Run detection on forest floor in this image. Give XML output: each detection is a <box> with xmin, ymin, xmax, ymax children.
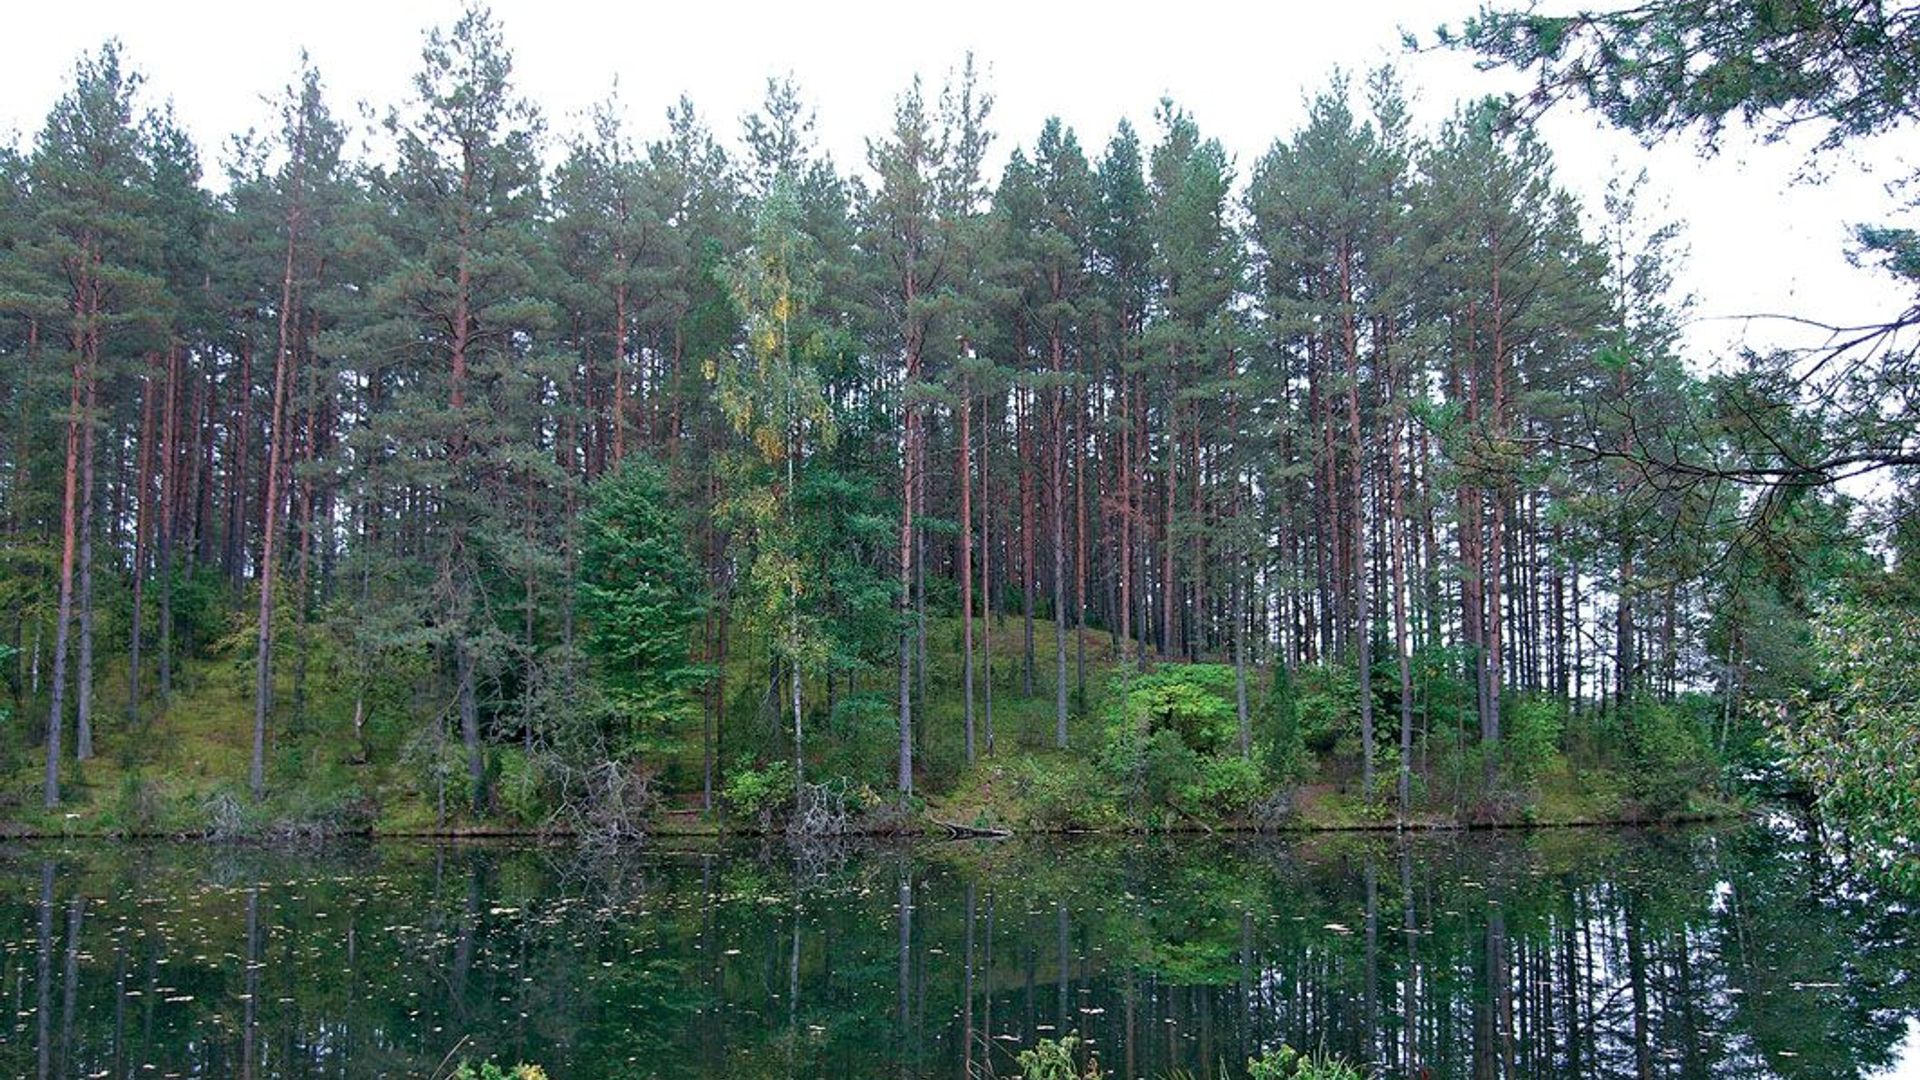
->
<box><xmin>0</xmin><ymin>612</ymin><xmax>1747</xmax><ymax>840</ymax></box>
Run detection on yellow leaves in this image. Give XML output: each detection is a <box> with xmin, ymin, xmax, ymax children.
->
<box><xmin>771</xmin><ymin>292</ymin><xmax>793</xmax><ymax>323</ymax></box>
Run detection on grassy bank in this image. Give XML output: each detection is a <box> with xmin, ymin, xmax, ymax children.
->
<box><xmin>2</xmin><ymin>612</ymin><xmax>1747</xmax><ymax>841</ymax></box>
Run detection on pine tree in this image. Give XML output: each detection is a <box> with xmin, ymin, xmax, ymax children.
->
<box><xmin>16</xmin><ymin>44</ymin><xmax>164</xmax><ymax>805</ymax></box>
<box><xmin>578</xmin><ymin>456</ymin><xmax>703</xmax><ymax>745</ymax></box>
<box><xmin>374</xmin><ymin>6</ymin><xmax>550</xmax><ymax>816</ymax></box>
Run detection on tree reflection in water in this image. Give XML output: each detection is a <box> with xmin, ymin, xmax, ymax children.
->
<box><xmin>0</xmin><ymin>821</ymin><xmax>1913</xmax><ymax>1078</ymax></box>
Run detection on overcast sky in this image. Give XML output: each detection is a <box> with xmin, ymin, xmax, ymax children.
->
<box><xmin>3</xmin><ymin>0</ymin><xmax>1913</xmax><ymax>369</ymax></box>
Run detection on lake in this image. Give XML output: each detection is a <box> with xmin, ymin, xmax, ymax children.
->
<box><xmin>2</xmin><ymin>820</ymin><xmax>1914</xmax><ymax>1078</ymax></box>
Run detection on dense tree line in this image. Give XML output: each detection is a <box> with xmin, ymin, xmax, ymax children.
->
<box><xmin>0</xmin><ymin>6</ymin><xmax>1893</xmax><ymax>828</ymax></box>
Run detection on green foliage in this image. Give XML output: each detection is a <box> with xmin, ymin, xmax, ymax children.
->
<box><xmin>1781</xmin><ymin>599</ymin><xmax>1920</xmax><ymax>887</ymax></box>
<box><xmin>450</xmin><ymin>1062</ymin><xmax>547</xmax><ymax>1080</ymax></box>
<box><xmin>1502</xmin><ymin>694</ymin><xmax>1565</xmax><ymax>786</ymax></box>
<box><xmin>1247</xmin><ymin>1044</ymin><xmax>1368</xmax><ymax>1080</ymax></box>
<box><xmin>1097</xmin><ymin>664</ymin><xmax>1272</xmax><ymax>821</ymax></box>
<box><xmin>398</xmin><ymin>728</ymin><xmax>478</xmax><ymax>820</ymax></box>
<box><xmin>577</xmin><ymin>456</ymin><xmax>706</xmax><ymax>752</ymax></box>
<box><xmin>114</xmin><ymin>770</ymin><xmax>162</xmax><ymax>834</ymax></box>
<box><xmin>1453</xmin><ymin>2</ymin><xmax>1920</xmax><ymax>152</ymax></box>
<box><xmin>1115</xmin><ymin>663</ymin><xmax>1240</xmax><ymax>755</ymax></box>
<box><xmin>1258</xmin><ymin>663</ymin><xmax>1306</xmax><ymax>785</ymax></box>
<box><xmin>495</xmin><ymin>747</ymin><xmax>546</xmax><ymax>825</ymax></box>
<box><xmin>0</xmin><ymin>642</ymin><xmax>14</xmax><ymax>727</ymax></box>
<box><xmin>1294</xmin><ymin>663</ymin><xmax>1359</xmax><ymax>760</ymax></box>
<box><xmin>1183</xmin><ymin>754</ymin><xmax>1266</xmax><ymax>817</ymax></box>
<box><xmin>720</xmin><ymin>759</ymin><xmax>796</xmax><ymax>823</ymax></box>
<box><xmin>1015</xmin><ymin>1033</ymin><xmax>1099</xmax><ymax>1080</ymax></box>
<box><xmin>816</xmin><ymin>691</ymin><xmax>896</xmax><ymax>790</ymax></box>
<box><xmin>1009</xmin><ymin>758</ymin><xmax>1113</xmax><ymax>831</ymax></box>
<box><xmin>166</xmin><ymin>564</ymin><xmax>229</xmax><ymax>662</ymax></box>
<box><xmin>1623</xmin><ymin>696</ymin><xmax>1715</xmax><ymax>816</ymax></box>
<box><xmin>1135</xmin><ymin>728</ymin><xmax>1199</xmax><ymax>810</ymax></box>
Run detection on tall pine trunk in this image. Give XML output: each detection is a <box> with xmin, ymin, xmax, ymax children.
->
<box><xmin>43</xmin><ymin>320</ymin><xmax>85</xmax><ymax>807</ymax></box>
<box><xmin>127</xmin><ymin>361</ymin><xmax>156</xmax><ymax>725</ymax></box>
<box><xmin>896</xmin><ymin>319</ymin><xmax>918</xmax><ymax>798</ymax></box>
<box><xmin>959</xmin><ymin>376</ymin><xmax>975</xmax><ymax>764</ymax></box>
<box><xmin>252</xmin><ymin>134</ymin><xmax>304</xmax><ymax>801</ymax></box>
<box><xmin>1388</xmin><ymin>344</ymin><xmax>1415</xmax><ymax>820</ymax></box>
<box><xmin>1341</xmin><ymin>248</ymin><xmax>1372</xmax><ymax>794</ymax></box>
<box><xmin>157</xmin><ymin>346</ymin><xmax>178</xmax><ymax>703</ymax></box>
<box><xmin>981</xmin><ymin>391</ymin><xmax>995</xmax><ymax>754</ymax></box>
<box><xmin>1050</xmin><ymin>316</ymin><xmax>1068</xmax><ymax>748</ymax></box>
<box><xmin>75</xmin><ymin>375</ymin><xmax>98</xmax><ymax>762</ymax></box>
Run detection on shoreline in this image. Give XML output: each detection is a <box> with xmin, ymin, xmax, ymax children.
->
<box><xmin>0</xmin><ymin>806</ymin><xmax>1749</xmax><ymax>844</ymax></box>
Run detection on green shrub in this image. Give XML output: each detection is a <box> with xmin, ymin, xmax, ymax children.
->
<box><xmin>1296</xmin><ymin>663</ymin><xmax>1360</xmax><ymax>758</ymax></box>
<box><xmin>1363</xmin><ymin>741</ymin><xmax>1404</xmax><ymax>807</ymax></box>
<box><xmin>817</xmin><ymin>692</ymin><xmax>896</xmax><ymax>790</ymax></box>
<box><xmin>720</xmin><ymin>759</ymin><xmax>795</xmax><ymax>823</ymax></box>
<box><xmin>1098</xmin><ymin>664</ymin><xmax>1277</xmax><ymax>822</ymax></box>
<box><xmin>398</xmin><ymin>727</ymin><xmax>476</xmax><ymax>818</ymax></box>
<box><xmin>1114</xmin><ymin>664</ymin><xmax>1240</xmax><ymax>754</ymax></box>
<box><xmin>1010</xmin><ymin>758</ymin><xmax>1111</xmax><ymax>831</ymax></box>
<box><xmin>1180</xmin><ymin>754</ymin><xmax>1266</xmax><ymax>817</ymax></box>
<box><xmin>496</xmin><ymin>747</ymin><xmax>546</xmax><ymax>825</ymax></box>
<box><xmin>115</xmin><ymin>771</ymin><xmax>163</xmax><ymax>834</ymax></box>
<box><xmin>1015</xmin><ymin>1033</ymin><xmax>1099</xmax><ymax>1080</ymax></box>
<box><xmin>1143</xmin><ymin>728</ymin><xmax>1201</xmax><ymax>808</ymax></box>
<box><xmin>1247</xmin><ymin>1044</ymin><xmax>1368</xmax><ymax>1079</ymax></box>
<box><xmin>1502</xmin><ymin>694</ymin><xmax>1565</xmax><ymax>785</ymax></box>
<box><xmin>1781</xmin><ymin>599</ymin><xmax>1920</xmax><ymax>887</ymax></box>
<box><xmin>451</xmin><ymin>1062</ymin><xmax>548</xmax><ymax>1080</ymax></box>
<box><xmin>1624</xmin><ymin>697</ymin><xmax>1714</xmax><ymax>815</ymax></box>
<box><xmin>1259</xmin><ymin>663</ymin><xmax>1307</xmax><ymax>784</ymax></box>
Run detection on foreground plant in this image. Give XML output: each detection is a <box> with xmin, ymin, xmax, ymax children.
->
<box><xmin>1247</xmin><ymin>1044</ymin><xmax>1368</xmax><ymax>1080</ymax></box>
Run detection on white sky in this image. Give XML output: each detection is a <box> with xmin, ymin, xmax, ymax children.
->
<box><xmin>2</xmin><ymin>0</ymin><xmax>1913</xmax><ymax>368</ymax></box>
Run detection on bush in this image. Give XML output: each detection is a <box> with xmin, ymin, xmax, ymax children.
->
<box><xmin>1010</xmin><ymin>758</ymin><xmax>1111</xmax><ymax>831</ymax></box>
<box><xmin>720</xmin><ymin>759</ymin><xmax>795</xmax><ymax>826</ymax></box>
<box><xmin>1296</xmin><ymin>663</ymin><xmax>1360</xmax><ymax>758</ymax></box>
<box><xmin>1781</xmin><ymin>599</ymin><xmax>1920</xmax><ymax>886</ymax></box>
<box><xmin>203</xmin><ymin>788</ymin><xmax>255</xmax><ymax>841</ymax></box>
<box><xmin>1624</xmin><ymin>696</ymin><xmax>1715</xmax><ymax>815</ymax></box>
<box><xmin>451</xmin><ymin>1063</ymin><xmax>548</xmax><ymax>1080</ymax></box>
<box><xmin>1247</xmin><ymin>1044</ymin><xmax>1368</xmax><ymax>1080</ymax></box>
<box><xmin>1259</xmin><ymin>664</ymin><xmax>1307</xmax><ymax>785</ymax></box>
<box><xmin>1502</xmin><ymin>695</ymin><xmax>1565</xmax><ymax>786</ymax></box>
<box><xmin>1098</xmin><ymin>664</ymin><xmax>1277</xmax><ymax>822</ymax></box>
<box><xmin>1180</xmin><ymin>754</ymin><xmax>1266</xmax><ymax>817</ymax></box>
<box><xmin>817</xmin><ymin>692</ymin><xmax>897</xmax><ymax>790</ymax></box>
<box><xmin>1015</xmin><ymin>1033</ymin><xmax>1099</xmax><ymax>1080</ymax></box>
<box><xmin>1142</xmin><ymin>728</ymin><xmax>1201</xmax><ymax>808</ymax></box>
<box><xmin>398</xmin><ymin>727</ymin><xmax>478</xmax><ymax>821</ymax></box>
<box><xmin>1114</xmin><ymin>664</ymin><xmax>1240</xmax><ymax>754</ymax></box>
<box><xmin>496</xmin><ymin>747</ymin><xmax>546</xmax><ymax>825</ymax></box>
<box><xmin>115</xmin><ymin>771</ymin><xmax>163</xmax><ymax>834</ymax></box>
<box><xmin>1363</xmin><ymin>741</ymin><xmax>1404</xmax><ymax>806</ymax></box>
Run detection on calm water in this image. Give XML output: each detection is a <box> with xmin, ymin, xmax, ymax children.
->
<box><xmin>1</xmin><ymin>822</ymin><xmax>1914</xmax><ymax>1079</ymax></box>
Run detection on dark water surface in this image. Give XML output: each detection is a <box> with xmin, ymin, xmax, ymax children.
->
<box><xmin>1</xmin><ymin>821</ymin><xmax>1914</xmax><ymax>1078</ymax></box>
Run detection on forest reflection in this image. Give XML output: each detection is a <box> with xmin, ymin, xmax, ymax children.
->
<box><xmin>0</xmin><ymin>822</ymin><xmax>1912</xmax><ymax>1078</ymax></box>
